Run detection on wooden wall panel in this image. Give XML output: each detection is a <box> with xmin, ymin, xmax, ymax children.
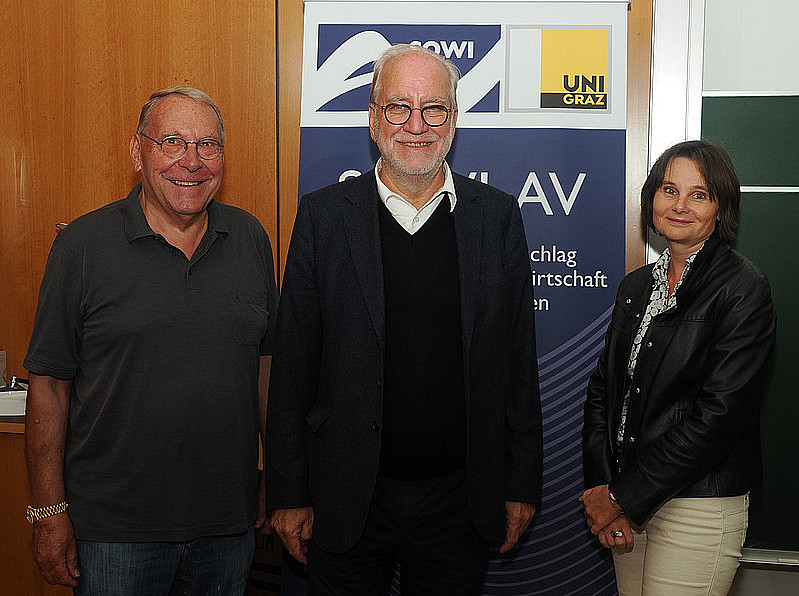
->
<box><xmin>277</xmin><ymin>0</ymin><xmax>304</xmax><ymax>279</ymax></box>
<box><xmin>0</xmin><ymin>0</ymin><xmax>278</xmax><ymax>379</ymax></box>
<box><xmin>625</xmin><ymin>0</ymin><xmax>653</xmax><ymax>273</ymax></box>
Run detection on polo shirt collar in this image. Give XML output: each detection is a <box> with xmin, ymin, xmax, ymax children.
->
<box><xmin>121</xmin><ymin>183</ymin><xmax>229</xmax><ymax>243</ymax></box>
<box><xmin>121</xmin><ymin>184</ymin><xmax>154</xmax><ymax>242</ymax></box>
<box><xmin>205</xmin><ymin>199</ymin><xmax>230</xmax><ymax>237</ymax></box>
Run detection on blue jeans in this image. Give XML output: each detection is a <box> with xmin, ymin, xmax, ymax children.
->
<box><xmin>74</xmin><ymin>528</ymin><xmax>254</xmax><ymax>595</ymax></box>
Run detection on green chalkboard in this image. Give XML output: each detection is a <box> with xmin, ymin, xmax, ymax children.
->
<box><xmin>735</xmin><ymin>193</ymin><xmax>799</xmax><ymax>551</ymax></box>
<box><xmin>703</xmin><ymin>96</ymin><xmax>799</xmax><ymax>553</ymax></box>
<box><xmin>702</xmin><ymin>96</ymin><xmax>799</xmax><ymax>186</ymax></box>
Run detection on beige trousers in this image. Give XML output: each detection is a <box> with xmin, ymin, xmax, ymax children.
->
<box><xmin>613</xmin><ymin>494</ymin><xmax>749</xmax><ymax>596</ymax></box>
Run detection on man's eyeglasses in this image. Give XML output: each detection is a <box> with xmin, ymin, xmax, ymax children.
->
<box><xmin>374</xmin><ymin>103</ymin><xmax>452</xmax><ymax>127</ymax></box>
<box><xmin>139</xmin><ymin>133</ymin><xmax>224</xmax><ymax>160</ymax></box>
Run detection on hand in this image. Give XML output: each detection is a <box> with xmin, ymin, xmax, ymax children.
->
<box><xmin>598</xmin><ymin>514</ymin><xmax>634</xmax><ymax>553</ymax></box>
<box><xmin>31</xmin><ymin>513</ymin><xmax>79</xmax><ymax>587</ymax></box>
<box><xmin>579</xmin><ymin>484</ymin><xmax>619</xmax><ymax>535</ymax></box>
<box><xmin>271</xmin><ymin>507</ymin><xmax>314</xmax><ymax>564</ymax></box>
<box><xmin>500</xmin><ymin>501</ymin><xmax>536</xmax><ymax>553</ymax></box>
<box><xmin>254</xmin><ymin>471</ymin><xmax>272</xmax><ymax>535</ymax></box>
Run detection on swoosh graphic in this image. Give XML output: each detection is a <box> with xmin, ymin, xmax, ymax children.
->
<box><xmin>456</xmin><ymin>39</ymin><xmax>504</xmax><ymax>112</ymax></box>
<box><xmin>311</xmin><ymin>31</ymin><xmax>505</xmax><ymax>114</ymax></box>
<box><xmin>308</xmin><ymin>31</ymin><xmax>391</xmax><ymax>112</ymax></box>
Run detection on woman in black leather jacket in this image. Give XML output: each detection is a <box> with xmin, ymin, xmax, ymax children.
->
<box><xmin>579</xmin><ymin>140</ymin><xmax>776</xmax><ymax>595</ymax></box>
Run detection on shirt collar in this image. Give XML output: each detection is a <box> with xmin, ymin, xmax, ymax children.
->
<box><xmin>374</xmin><ymin>159</ymin><xmax>457</xmax><ymax>212</ymax></box>
<box><xmin>121</xmin><ymin>183</ymin><xmax>155</xmax><ymax>242</ymax></box>
<box><xmin>652</xmin><ymin>245</ymin><xmax>703</xmax><ymax>288</ymax></box>
<box><xmin>121</xmin><ymin>183</ymin><xmax>229</xmax><ymax>243</ymax></box>
<box><xmin>205</xmin><ymin>200</ymin><xmax>231</xmax><ymax>237</ymax></box>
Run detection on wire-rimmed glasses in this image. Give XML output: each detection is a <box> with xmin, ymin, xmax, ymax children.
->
<box><xmin>139</xmin><ymin>133</ymin><xmax>224</xmax><ymax>160</ymax></box>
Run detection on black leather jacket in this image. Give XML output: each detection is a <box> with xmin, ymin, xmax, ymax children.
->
<box><xmin>583</xmin><ymin>232</ymin><xmax>776</xmax><ymax>527</ymax></box>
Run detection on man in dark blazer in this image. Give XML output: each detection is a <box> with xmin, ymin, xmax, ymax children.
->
<box><xmin>267</xmin><ymin>44</ymin><xmax>543</xmax><ymax>595</ymax></box>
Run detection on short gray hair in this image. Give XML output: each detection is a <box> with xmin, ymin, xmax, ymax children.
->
<box><xmin>370</xmin><ymin>44</ymin><xmax>460</xmax><ymax>110</ymax></box>
<box><xmin>136</xmin><ymin>86</ymin><xmax>225</xmax><ymax>143</ymax></box>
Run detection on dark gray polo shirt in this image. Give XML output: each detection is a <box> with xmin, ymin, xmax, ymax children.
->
<box><xmin>25</xmin><ymin>184</ymin><xmax>278</xmax><ymax>541</ymax></box>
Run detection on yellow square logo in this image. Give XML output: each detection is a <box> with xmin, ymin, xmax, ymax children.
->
<box><xmin>540</xmin><ymin>29</ymin><xmax>609</xmax><ymax>110</ymax></box>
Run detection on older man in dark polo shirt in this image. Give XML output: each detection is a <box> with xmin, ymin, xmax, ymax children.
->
<box><xmin>24</xmin><ymin>86</ymin><xmax>277</xmax><ymax>594</ymax></box>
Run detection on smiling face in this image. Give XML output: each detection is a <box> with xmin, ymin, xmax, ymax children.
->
<box><xmin>369</xmin><ymin>51</ymin><xmax>457</xmax><ymax>192</ymax></box>
<box><xmin>653</xmin><ymin>157</ymin><xmax>719</xmax><ymax>254</ymax></box>
<box><xmin>130</xmin><ymin>94</ymin><xmax>224</xmax><ymax>223</ymax></box>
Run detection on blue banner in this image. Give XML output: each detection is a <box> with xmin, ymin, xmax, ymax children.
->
<box><xmin>287</xmin><ymin>2</ymin><xmax>630</xmax><ymax>593</ymax></box>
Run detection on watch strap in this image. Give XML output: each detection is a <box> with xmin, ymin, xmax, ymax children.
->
<box><xmin>26</xmin><ymin>501</ymin><xmax>69</xmax><ymax>524</ymax></box>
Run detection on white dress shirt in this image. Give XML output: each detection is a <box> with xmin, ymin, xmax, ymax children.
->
<box><xmin>374</xmin><ymin>160</ymin><xmax>458</xmax><ymax>235</ymax></box>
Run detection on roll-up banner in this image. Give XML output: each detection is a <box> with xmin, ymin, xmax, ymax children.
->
<box><xmin>287</xmin><ymin>1</ymin><xmax>628</xmax><ymax>593</ymax></box>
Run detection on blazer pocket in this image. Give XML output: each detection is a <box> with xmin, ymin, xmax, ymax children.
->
<box><xmin>305</xmin><ymin>403</ymin><xmax>329</xmax><ymax>433</ymax></box>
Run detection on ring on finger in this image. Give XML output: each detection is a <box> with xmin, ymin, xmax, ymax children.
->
<box><xmin>610</xmin><ymin>529</ymin><xmax>624</xmax><ymax>538</ymax></box>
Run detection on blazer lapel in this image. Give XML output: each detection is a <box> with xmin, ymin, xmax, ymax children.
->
<box><xmin>343</xmin><ymin>172</ymin><xmax>386</xmax><ymax>349</ymax></box>
<box><xmin>452</xmin><ymin>175</ymin><xmax>482</xmax><ymax>353</ymax></box>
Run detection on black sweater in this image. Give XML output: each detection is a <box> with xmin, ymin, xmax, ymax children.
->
<box><xmin>378</xmin><ymin>197</ymin><xmax>466</xmax><ymax>480</ymax></box>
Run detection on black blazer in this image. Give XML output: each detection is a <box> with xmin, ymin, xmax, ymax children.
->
<box><xmin>266</xmin><ymin>170</ymin><xmax>543</xmax><ymax>552</ymax></box>
<box><xmin>583</xmin><ymin>232</ymin><xmax>776</xmax><ymax>526</ymax></box>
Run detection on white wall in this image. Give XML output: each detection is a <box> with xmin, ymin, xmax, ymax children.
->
<box><xmin>703</xmin><ymin>0</ymin><xmax>799</xmax><ymax>94</ymax></box>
